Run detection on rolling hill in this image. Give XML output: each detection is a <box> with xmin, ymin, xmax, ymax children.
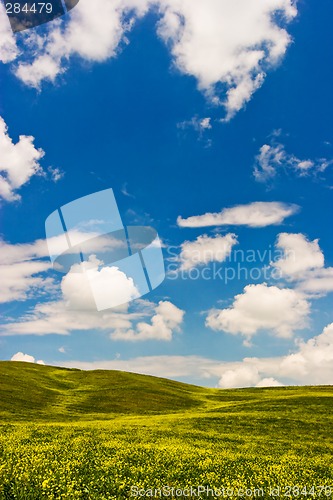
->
<box><xmin>0</xmin><ymin>361</ymin><xmax>332</xmax><ymax>422</ymax></box>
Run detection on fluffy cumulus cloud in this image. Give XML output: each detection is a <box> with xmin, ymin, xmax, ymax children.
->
<box><xmin>58</xmin><ymin>323</ymin><xmax>333</xmax><ymax>388</ymax></box>
<box><xmin>217</xmin><ymin>322</ymin><xmax>333</xmax><ymax>387</ymax></box>
<box><xmin>206</xmin><ymin>283</ymin><xmax>310</xmax><ymax>342</ymax></box>
<box><xmin>254</xmin><ymin>138</ymin><xmax>332</xmax><ymax>182</ymax></box>
<box><xmin>111</xmin><ymin>300</ymin><xmax>185</xmax><ymax>341</ymax></box>
<box><xmin>271</xmin><ymin>233</ymin><xmax>333</xmax><ymax>296</ymax></box>
<box><xmin>177</xmin><ymin>201</ymin><xmax>299</xmax><ymax>228</ymax></box>
<box><xmin>272</xmin><ymin>233</ymin><xmax>325</xmax><ymax>279</ymax></box>
<box><xmin>157</xmin><ymin>0</ymin><xmax>296</xmax><ymax>120</ymax></box>
<box><xmin>0</xmin><ymin>116</ymin><xmax>45</xmax><ymax>201</ymax></box>
<box><xmin>218</xmin><ymin>366</ymin><xmax>262</xmax><ymax>389</ymax></box>
<box><xmin>217</xmin><ymin>366</ymin><xmax>283</xmax><ymax>389</ymax></box>
<box><xmin>202</xmin><ymin>232</ymin><xmax>332</xmax><ymax>347</ymax></box>
<box><xmin>179</xmin><ymin>233</ymin><xmax>237</xmax><ymax>271</ymax></box>
<box><xmin>61</xmin><ymin>256</ymin><xmax>140</xmax><ymax>311</ymax></box>
<box><xmin>0</xmin><ymin>0</ymin><xmax>297</xmax><ymax>119</ymax></box>
<box><xmin>11</xmin><ymin>352</ymin><xmax>45</xmax><ymax>364</ymax></box>
<box><xmin>275</xmin><ymin>323</ymin><xmax>333</xmax><ymax>384</ymax></box>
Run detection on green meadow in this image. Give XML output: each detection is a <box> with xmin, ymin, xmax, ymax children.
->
<box><xmin>0</xmin><ymin>362</ymin><xmax>332</xmax><ymax>499</ymax></box>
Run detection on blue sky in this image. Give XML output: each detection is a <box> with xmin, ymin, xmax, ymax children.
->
<box><xmin>0</xmin><ymin>0</ymin><xmax>332</xmax><ymax>388</ymax></box>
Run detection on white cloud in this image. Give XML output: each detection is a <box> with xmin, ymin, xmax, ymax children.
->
<box><xmin>59</xmin><ymin>354</ymin><xmax>218</xmax><ymax>379</ymax></box>
<box><xmin>271</xmin><ymin>233</ymin><xmax>333</xmax><ymax>297</ymax></box>
<box><xmin>0</xmin><ymin>116</ymin><xmax>45</xmax><ymax>201</ymax></box>
<box><xmin>178</xmin><ymin>115</ymin><xmax>212</xmax><ymax>134</ymax></box>
<box><xmin>179</xmin><ymin>233</ymin><xmax>237</xmax><ymax>271</ymax></box>
<box><xmin>1</xmin><ymin>287</ymin><xmax>184</xmax><ymax>342</ymax></box>
<box><xmin>0</xmin><ymin>260</ymin><xmax>54</xmax><ymax>304</ymax></box>
<box><xmin>276</xmin><ymin>323</ymin><xmax>333</xmax><ymax>383</ymax></box>
<box><xmin>206</xmin><ymin>283</ymin><xmax>310</xmax><ymax>342</ymax></box>
<box><xmin>111</xmin><ymin>300</ymin><xmax>185</xmax><ymax>341</ymax></box>
<box><xmin>0</xmin><ymin>234</ymin><xmax>146</xmax><ymax>324</ymax></box>
<box><xmin>0</xmin><ymin>235</ymin><xmax>130</xmax><ymax>305</ymax></box>
<box><xmin>60</xmin><ymin>261</ymin><xmax>100</xmax><ymax>311</ymax></box>
<box><xmin>1</xmin><ymin>246</ymin><xmax>150</xmax><ymax>335</ymax></box>
<box><xmin>218</xmin><ymin>367</ymin><xmax>281</xmax><ymax>389</ymax></box>
<box><xmin>0</xmin><ymin>238</ymin><xmax>48</xmax><ymax>265</ymax></box>
<box><xmin>56</xmin><ymin>323</ymin><xmax>333</xmax><ymax>387</ymax></box>
<box><xmin>177</xmin><ymin>201</ymin><xmax>299</xmax><ymax>228</ymax></box>
<box><xmin>2</xmin><ymin>0</ymin><xmax>296</xmax><ymax>119</ymax></box>
<box><xmin>0</xmin><ymin>238</ymin><xmax>57</xmax><ymax>303</ymax></box>
<box><xmin>223</xmin><ymin>73</ymin><xmax>265</xmax><ymax>120</ymax></box>
<box><xmin>11</xmin><ymin>352</ymin><xmax>45</xmax><ymax>365</ymax></box>
<box><xmin>14</xmin><ymin>0</ymin><xmax>150</xmax><ymax>87</ymax></box>
<box><xmin>157</xmin><ymin>0</ymin><xmax>296</xmax><ymax>120</ymax></box>
<box><xmin>256</xmin><ymin>377</ymin><xmax>283</xmax><ymax>388</ymax></box>
<box><xmin>217</xmin><ymin>322</ymin><xmax>333</xmax><ymax>387</ymax></box>
<box><xmin>199</xmin><ymin>118</ymin><xmax>212</xmax><ymax>130</ymax></box>
<box><xmin>1</xmin><ymin>299</ymin><xmax>134</xmax><ymax>336</ymax></box>
<box><xmin>61</xmin><ymin>256</ymin><xmax>140</xmax><ymax>311</ymax></box>
<box><xmin>218</xmin><ymin>365</ymin><xmax>261</xmax><ymax>389</ymax></box>
<box><xmin>297</xmin><ymin>268</ymin><xmax>333</xmax><ymax>296</ymax></box>
<box><xmin>272</xmin><ymin>233</ymin><xmax>325</xmax><ymax>279</ymax></box>
<box><xmin>85</xmin><ymin>265</ymin><xmax>140</xmax><ymax>311</ymax></box>
<box><xmin>48</xmin><ymin>166</ymin><xmax>64</xmax><ymax>182</ymax></box>
<box><xmin>254</xmin><ymin>140</ymin><xmax>332</xmax><ymax>182</ymax></box>
<box><xmin>177</xmin><ymin>115</ymin><xmax>213</xmax><ymax>146</ymax></box>
<box><xmin>0</xmin><ymin>3</ymin><xmax>18</xmax><ymax>63</ymax></box>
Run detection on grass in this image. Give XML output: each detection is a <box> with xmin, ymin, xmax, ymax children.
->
<box><xmin>0</xmin><ymin>362</ymin><xmax>332</xmax><ymax>499</ymax></box>
<box><xmin>0</xmin><ymin>361</ymin><xmax>207</xmax><ymax>421</ymax></box>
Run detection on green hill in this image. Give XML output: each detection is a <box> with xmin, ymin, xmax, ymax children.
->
<box><xmin>0</xmin><ymin>361</ymin><xmax>210</xmax><ymax>421</ymax></box>
<box><xmin>0</xmin><ymin>361</ymin><xmax>332</xmax><ymax>422</ymax></box>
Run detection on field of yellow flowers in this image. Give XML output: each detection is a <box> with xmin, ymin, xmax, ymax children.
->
<box><xmin>0</xmin><ymin>364</ymin><xmax>332</xmax><ymax>499</ymax></box>
<box><xmin>1</xmin><ymin>400</ymin><xmax>333</xmax><ymax>499</ymax></box>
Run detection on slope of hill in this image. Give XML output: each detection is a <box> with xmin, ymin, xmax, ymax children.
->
<box><xmin>1</xmin><ymin>361</ymin><xmax>332</xmax><ymax>423</ymax></box>
<box><xmin>0</xmin><ymin>361</ymin><xmax>210</xmax><ymax>421</ymax></box>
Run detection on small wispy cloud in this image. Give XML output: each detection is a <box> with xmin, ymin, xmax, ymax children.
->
<box><xmin>254</xmin><ymin>134</ymin><xmax>333</xmax><ymax>182</ymax></box>
<box><xmin>177</xmin><ymin>201</ymin><xmax>299</xmax><ymax>229</ymax></box>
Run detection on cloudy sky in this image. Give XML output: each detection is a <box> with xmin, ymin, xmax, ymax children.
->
<box><xmin>0</xmin><ymin>0</ymin><xmax>332</xmax><ymax>388</ymax></box>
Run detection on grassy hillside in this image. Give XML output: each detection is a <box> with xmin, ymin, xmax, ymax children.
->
<box><xmin>1</xmin><ymin>361</ymin><xmax>332</xmax><ymax>421</ymax></box>
<box><xmin>0</xmin><ymin>362</ymin><xmax>333</xmax><ymax>499</ymax></box>
<box><xmin>0</xmin><ymin>361</ymin><xmax>209</xmax><ymax>421</ymax></box>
